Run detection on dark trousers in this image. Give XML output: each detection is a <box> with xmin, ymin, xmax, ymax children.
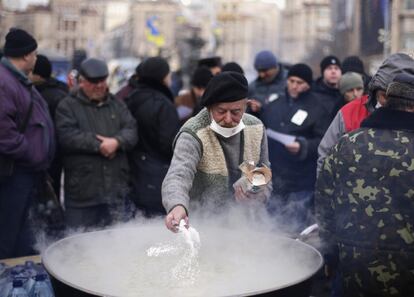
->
<box><xmin>65</xmin><ymin>199</ymin><xmax>135</xmax><ymax>230</ymax></box>
<box><xmin>0</xmin><ymin>169</ymin><xmax>40</xmax><ymax>259</ymax></box>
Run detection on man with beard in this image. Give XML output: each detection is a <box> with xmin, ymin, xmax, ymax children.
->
<box><xmin>56</xmin><ymin>58</ymin><xmax>137</xmax><ymax>228</ymax></box>
<box><xmin>162</xmin><ymin>72</ymin><xmax>272</xmax><ymax>232</ymax></box>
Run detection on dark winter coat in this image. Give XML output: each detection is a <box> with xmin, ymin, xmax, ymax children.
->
<box><xmin>55</xmin><ymin>90</ymin><xmax>137</xmax><ymax>207</ymax></box>
<box><xmin>125</xmin><ymin>78</ymin><xmax>180</xmax><ymax>215</ymax></box>
<box><xmin>0</xmin><ymin>58</ymin><xmax>54</xmax><ymax>171</ymax></box>
<box><xmin>316</xmin><ymin>107</ymin><xmax>414</xmax><ymax>297</ymax></box>
<box><xmin>34</xmin><ymin>78</ymin><xmax>69</xmax><ymax>120</ymax></box>
<box><xmin>115</xmin><ymin>74</ymin><xmax>139</xmax><ymax>101</ymax></box>
<box><xmin>260</xmin><ymin>89</ymin><xmax>330</xmax><ymax>194</ymax></box>
<box><xmin>34</xmin><ymin>77</ymin><xmax>69</xmax><ymax>197</ymax></box>
<box><xmin>312</xmin><ymin>77</ymin><xmax>343</xmax><ymax>121</ymax></box>
<box><xmin>248</xmin><ymin>65</ymin><xmax>288</xmax><ymax>106</ymax></box>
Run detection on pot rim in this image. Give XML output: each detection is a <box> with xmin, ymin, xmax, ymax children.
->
<box><xmin>42</xmin><ymin>226</ymin><xmax>324</xmax><ymax>297</ymax></box>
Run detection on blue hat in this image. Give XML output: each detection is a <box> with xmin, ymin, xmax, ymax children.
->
<box><xmin>254</xmin><ymin>50</ymin><xmax>278</xmax><ymax>71</ymax></box>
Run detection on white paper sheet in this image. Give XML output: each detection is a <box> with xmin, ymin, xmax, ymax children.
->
<box><xmin>266</xmin><ymin>128</ymin><xmax>296</xmax><ymax>145</ymax></box>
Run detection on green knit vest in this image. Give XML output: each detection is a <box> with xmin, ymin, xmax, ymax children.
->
<box><xmin>174</xmin><ymin>108</ymin><xmax>264</xmax><ymax>205</ymax></box>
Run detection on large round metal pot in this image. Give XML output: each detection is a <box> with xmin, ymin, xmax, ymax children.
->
<box><xmin>42</xmin><ymin>222</ymin><xmax>323</xmax><ymax>297</ymax></box>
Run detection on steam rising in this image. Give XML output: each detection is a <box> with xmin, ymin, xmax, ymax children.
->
<box><xmin>38</xmin><ymin>202</ymin><xmax>323</xmax><ymax>297</ymax></box>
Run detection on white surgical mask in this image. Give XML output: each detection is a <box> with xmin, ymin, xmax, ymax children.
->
<box><xmin>375</xmin><ymin>101</ymin><xmax>382</xmax><ymax>109</ymax></box>
<box><xmin>210</xmin><ymin>118</ymin><xmax>245</xmax><ymax>138</ymax></box>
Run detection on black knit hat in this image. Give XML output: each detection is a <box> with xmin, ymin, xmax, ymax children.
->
<box><xmin>4</xmin><ymin>28</ymin><xmax>38</xmax><ymax>58</ymax></box>
<box><xmin>33</xmin><ymin>54</ymin><xmax>52</xmax><ymax>78</ymax></box>
<box><xmin>386</xmin><ymin>73</ymin><xmax>414</xmax><ymax>101</ymax></box>
<box><xmin>222</xmin><ymin>62</ymin><xmax>244</xmax><ymax>74</ymax></box>
<box><xmin>198</xmin><ymin>56</ymin><xmax>222</xmax><ymax>68</ymax></box>
<box><xmin>342</xmin><ymin>56</ymin><xmax>364</xmax><ymax>74</ymax></box>
<box><xmin>191</xmin><ymin>66</ymin><xmax>213</xmax><ymax>88</ymax></box>
<box><xmin>201</xmin><ymin>71</ymin><xmax>248</xmax><ymax>107</ymax></box>
<box><xmin>288</xmin><ymin>63</ymin><xmax>313</xmax><ymax>86</ymax></box>
<box><xmin>139</xmin><ymin>57</ymin><xmax>170</xmax><ymax>82</ymax></box>
<box><xmin>320</xmin><ymin>55</ymin><xmax>341</xmax><ymax>74</ymax></box>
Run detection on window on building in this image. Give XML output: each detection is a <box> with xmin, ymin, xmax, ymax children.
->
<box><xmin>404</xmin><ymin>0</ymin><xmax>414</xmax><ymax>9</ymax></box>
<box><xmin>402</xmin><ymin>33</ymin><xmax>414</xmax><ymax>49</ymax></box>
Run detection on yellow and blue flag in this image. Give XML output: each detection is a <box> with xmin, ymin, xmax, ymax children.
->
<box><xmin>145</xmin><ymin>16</ymin><xmax>165</xmax><ymax>47</ymax></box>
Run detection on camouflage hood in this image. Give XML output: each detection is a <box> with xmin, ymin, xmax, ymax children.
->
<box><xmin>367</xmin><ymin>53</ymin><xmax>414</xmax><ymax>110</ymax></box>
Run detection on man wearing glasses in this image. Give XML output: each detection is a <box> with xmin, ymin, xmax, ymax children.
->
<box><xmin>55</xmin><ymin>58</ymin><xmax>137</xmax><ymax>229</ymax></box>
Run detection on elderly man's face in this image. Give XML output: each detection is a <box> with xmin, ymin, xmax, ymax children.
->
<box><xmin>79</xmin><ymin>77</ymin><xmax>108</xmax><ymax>101</ymax></box>
<box><xmin>210</xmin><ymin>99</ymin><xmax>248</xmax><ymax>128</ymax></box>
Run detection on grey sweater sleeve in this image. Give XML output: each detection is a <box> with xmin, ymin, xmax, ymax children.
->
<box><xmin>317</xmin><ymin>111</ymin><xmax>346</xmax><ymax>176</ymax></box>
<box><xmin>162</xmin><ymin>132</ymin><xmax>202</xmax><ymax>213</ymax></box>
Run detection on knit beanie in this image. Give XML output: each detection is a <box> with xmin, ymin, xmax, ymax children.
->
<box><xmin>254</xmin><ymin>50</ymin><xmax>278</xmax><ymax>71</ymax></box>
<box><xmin>191</xmin><ymin>66</ymin><xmax>213</xmax><ymax>88</ymax></box>
<box><xmin>320</xmin><ymin>55</ymin><xmax>341</xmax><ymax>74</ymax></box>
<box><xmin>33</xmin><ymin>54</ymin><xmax>52</xmax><ymax>78</ymax></box>
<box><xmin>4</xmin><ymin>28</ymin><xmax>37</xmax><ymax>57</ymax></box>
<box><xmin>339</xmin><ymin>72</ymin><xmax>364</xmax><ymax>95</ymax></box>
<box><xmin>287</xmin><ymin>63</ymin><xmax>313</xmax><ymax>86</ymax></box>
<box><xmin>342</xmin><ymin>56</ymin><xmax>364</xmax><ymax>74</ymax></box>
<box><xmin>139</xmin><ymin>57</ymin><xmax>170</xmax><ymax>82</ymax></box>
<box><xmin>201</xmin><ymin>71</ymin><xmax>248</xmax><ymax>107</ymax></box>
<box><xmin>386</xmin><ymin>73</ymin><xmax>414</xmax><ymax>101</ymax></box>
<box><xmin>222</xmin><ymin>62</ymin><xmax>244</xmax><ymax>74</ymax></box>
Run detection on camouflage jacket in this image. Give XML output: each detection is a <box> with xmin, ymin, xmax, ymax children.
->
<box><xmin>315</xmin><ymin>108</ymin><xmax>414</xmax><ymax>297</ymax></box>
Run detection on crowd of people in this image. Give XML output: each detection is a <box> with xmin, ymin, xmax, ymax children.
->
<box><xmin>1</xmin><ymin>27</ymin><xmax>414</xmax><ymax>297</ymax></box>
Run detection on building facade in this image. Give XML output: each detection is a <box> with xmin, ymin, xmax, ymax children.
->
<box><xmin>214</xmin><ymin>0</ymin><xmax>282</xmax><ymax>78</ymax></box>
<box><xmin>280</xmin><ymin>0</ymin><xmax>331</xmax><ymax>67</ymax></box>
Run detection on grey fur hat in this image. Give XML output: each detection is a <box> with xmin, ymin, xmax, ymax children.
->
<box><xmin>386</xmin><ymin>73</ymin><xmax>414</xmax><ymax>101</ymax></box>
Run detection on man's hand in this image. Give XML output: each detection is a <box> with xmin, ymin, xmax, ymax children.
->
<box><xmin>285</xmin><ymin>141</ymin><xmax>300</xmax><ymax>155</ymax></box>
<box><xmin>165</xmin><ymin>205</ymin><xmax>188</xmax><ymax>233</ymax></box>
<box><xmin>96</xmin><ymin>135</ymin><xmax>119</xmax><ymax>159</ymax></box>
<box><xmin>248</xmin><ymin>99</ymin><xmax>262</xmax><ymax>113</ymax></box>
